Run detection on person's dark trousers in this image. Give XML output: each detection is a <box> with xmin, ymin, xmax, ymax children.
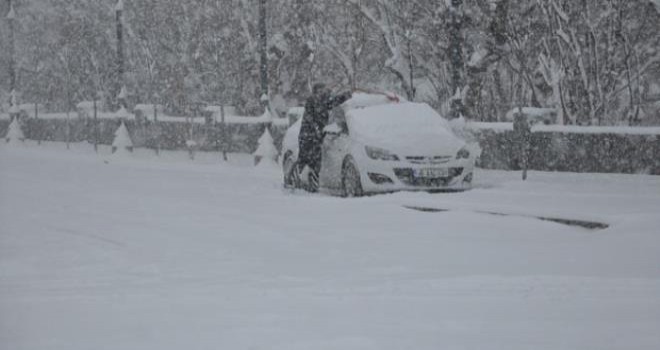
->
<box><xmin>297</xmin><ymin>141</ymin><xmax>322</xmax><ymax>192</ymax></box>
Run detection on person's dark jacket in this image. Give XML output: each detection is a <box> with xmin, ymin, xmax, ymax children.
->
<box><xmin>298</xmin><ymin>91</ymin><xmax>352</xmax><ymax>171</ymax></box>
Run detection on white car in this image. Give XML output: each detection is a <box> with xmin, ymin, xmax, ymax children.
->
<box><xmin>282</xmin><ymin>94</ymin><xmax>477</xmax><ymax>196</ymax></box>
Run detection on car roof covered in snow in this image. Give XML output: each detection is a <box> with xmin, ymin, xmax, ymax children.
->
<box><xmin>341</xmin><ymin>92</ymin><xmax>405</xmax><ymax>111</ymax></box>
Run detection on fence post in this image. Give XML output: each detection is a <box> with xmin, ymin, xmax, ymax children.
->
<box><xmin>151</xmin><ymin>101</ymin><xmax>160</xmax><ymax>156</ymax></box>
<box><xmin>66</xmin><ymin>110</ymin><xmax>71</xmax><ymax>150</ymax></box>
<box><xmin>93</xmin><ymin>98</ymin><xmax>98</xmax><ymax>152</ymax></box>
<box><xmin>513</xmin><ymin>111</ymin><xmax>531</xmax><ymax>181</ymax></box>
<box><xmin>35</xmin><ymin>103</ymin><xmax>41</xmax><ymax>145</ymax></box>
<box><xmin>187</xmin><ymin>103</ymin><xmax>196</xmax><ymax>160</ymax></box>
<box><xmin>221</xmin><ymin>105</ymin><xmax>228</xmax><ymax>161</ymax></box>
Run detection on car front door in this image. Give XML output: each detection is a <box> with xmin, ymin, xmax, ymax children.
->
<box><xmin>320</xmin><ymin>109</ymin><xmax>351</xmax><ymax>190</ymax></box>
<box><xmin>320</xmin><ymin>126</ymin><xmax>350</xmax><ymax>190</ymax></box>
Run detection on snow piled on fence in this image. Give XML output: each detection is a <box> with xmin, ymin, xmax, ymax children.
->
<box><xmin>469</xmin><ymin>122</ymin><xmax>660</xmax><ymax>135</ymax></box>
<box><xmin>2</xmin><ymin>107</ymin><xmax>289</xmax><ymax>127</ymax></box>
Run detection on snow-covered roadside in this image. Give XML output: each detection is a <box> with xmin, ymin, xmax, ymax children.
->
<box><xmin>1</xmin><ymin>142</ymin><xmax>659</xmax><ymax>350</ymax></box>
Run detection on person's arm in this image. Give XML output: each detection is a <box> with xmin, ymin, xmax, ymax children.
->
<box><xmin>328</xmin><ymin>91</ymin><xmax>353</xmax><ymax>109</ymax></box>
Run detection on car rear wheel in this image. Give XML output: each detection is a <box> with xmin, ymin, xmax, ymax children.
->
<box><xmin>342</xmin><ymin>159</ymin><xmax>364</xmax><ymax>197</ymax></box>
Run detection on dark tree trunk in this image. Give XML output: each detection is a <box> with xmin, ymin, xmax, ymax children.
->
<box><xmin>115</xmin><ymin>4</ymin><xmax>125</xmax><ymax>109</ymax></box>
<box><xmin>464</xmin><ymin>0</ymin><xmax>510</xmax><ymax>120</ymax></box>
<box><xmin>259</xmin><ymin>0</ymin><xmax>269</xmax><ymax>100</ymax></box>
<box><xmin>448</xmin><ymin>0</ymin><xmax>464</xmax><ymax>119</ymax></box>
<box><xmin>8</xmin><ymin>0</ymin><xmax>16</xmax><ymax>95</ymax></box>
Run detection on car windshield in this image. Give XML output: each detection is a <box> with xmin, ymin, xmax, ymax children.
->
<box><xmin>347</xmin><ymin>103</ymin><xmax>453</xmax><ymax>140</ymax></box>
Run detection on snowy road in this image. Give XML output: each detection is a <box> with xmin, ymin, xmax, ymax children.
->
<box><xmin>1</xmin><ymin>143</ymin><xmax>659</xmax><ymax>350</ymax></box>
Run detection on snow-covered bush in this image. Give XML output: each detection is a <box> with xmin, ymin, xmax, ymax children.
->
<box><xmin>112</xmin><ymin>122</ymin><xmax>133</xmax><ymax>154</ymax></box>
<box><xmin>253</xmin><ymin>128</ymin><xmax>278</xmax><ymax>166</ymax></box>
<box><xmin>5</xmin><ymin>118</ymin><xmax>25</xmax><ymax>145</ymax></box>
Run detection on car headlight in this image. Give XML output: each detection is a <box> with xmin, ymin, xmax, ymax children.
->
<box><xmin>456</xmin><ymin>147</ymin><xmax>471</xmax><ymax>160</ymax></box>
<box><xmin>365</xmin><ymin>146</ymin><xmax>399</xmax><ymax>161</ymax></box>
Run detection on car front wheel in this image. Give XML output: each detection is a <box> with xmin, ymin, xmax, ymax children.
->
<box><xmin>342</xmin><ymin>159</ymin><xmax>364</xmax><ymax>197</ymax></box>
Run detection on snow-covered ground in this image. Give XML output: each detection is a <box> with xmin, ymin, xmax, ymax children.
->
<box><xmin>1</xmin><ymin>142</ymin><xmax>659</xmax><ymax>350</ymax></box>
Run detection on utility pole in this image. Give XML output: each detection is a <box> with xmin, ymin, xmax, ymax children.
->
<box><xmin>258</xmin><ymin>0</ymin><xmax>268</xmax><ymax>105</ymax></box>
<box><xmin>6</xmin><ymin>0</ymin><xmax>18</xmax><ymax>121</ymax></box>
<box><xmin>93</xmin><ymin>93</ymin><xmax>99</xmax><ymax>152</ymax></box>
<box><xmin>448</xmin><ymin>0</ymin><xmax>464</xmax><ymax>120</ymax></box>
<box><xmin>115</xmin><ymin>0</ymin><xmax>126</xmax><ymax>110</ymax></box>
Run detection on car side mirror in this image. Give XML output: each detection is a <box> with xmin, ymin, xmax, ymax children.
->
<box><xmin>323</xmin><ymin>123</ymin><xmax>343</xmax><ymax>136</ymax></box>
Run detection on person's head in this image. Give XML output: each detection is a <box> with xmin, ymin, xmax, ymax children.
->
<box><xmin>312</xmin><ymin>83</ymin><xmax>330</xmax><ymax>99</ymax></box>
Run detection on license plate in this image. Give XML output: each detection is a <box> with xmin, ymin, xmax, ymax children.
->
<box><xmin>415</xmin><ymin>168</ymin><xmax>449</xmax><ymax>178</ymax></box>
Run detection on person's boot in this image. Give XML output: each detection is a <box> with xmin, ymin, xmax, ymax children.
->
<box><xmin>298</xmin><ymin>165</ymin><xmax>319</xmax><ymax>193</ymax></box>
<box><xmin>308</xmin><ymin>170</ymin><xmax>319</xmax><ymax>193</ymax></box>
<box><xmin>284</xmin><ymin>163</ymin><xmax>300</xmax><ymax>189</ymax></box>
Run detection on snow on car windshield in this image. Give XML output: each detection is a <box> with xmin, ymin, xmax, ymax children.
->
<box><xmin>347</xmin><ymin>102</ymin><xmax>454</xmax><ymax>140</ymax></box>
<box><xmin>341</xmin><ymin>92</ymin><xmax>403</xmax><ymax>110</ymax></box>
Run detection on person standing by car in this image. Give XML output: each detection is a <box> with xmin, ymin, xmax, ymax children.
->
<box><xmin>297</xmin><ymin>83</ymin><xmax>352</xmax><ymax>192</ymax></box>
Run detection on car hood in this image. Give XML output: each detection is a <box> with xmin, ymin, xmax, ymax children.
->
<box><xmin>347</xmin><ymin>103</ymin><xmax>466</xmax><ymax>156</ymax></box>
<box><xmin>353</xmin><ymin>129</ymin><xmax>465</xmax><ymax>156</ymax></box>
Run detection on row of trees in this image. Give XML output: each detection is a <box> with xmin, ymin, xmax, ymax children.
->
<box><xmin>1</xmin><ymin>0</ymin><xmax>659</xmax><ymax>125</ymax></box>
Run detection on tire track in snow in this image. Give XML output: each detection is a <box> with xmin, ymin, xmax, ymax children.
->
<box><xmin>51</xmin><ymin>227</ymin><xmax>126</xmax><ymax>248</ymax></box>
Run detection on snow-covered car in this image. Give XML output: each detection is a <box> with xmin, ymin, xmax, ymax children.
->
<box><xmin>281</xmin><ymin>93</ymin><xmax>477</xmax><ymax>196</ymax></box>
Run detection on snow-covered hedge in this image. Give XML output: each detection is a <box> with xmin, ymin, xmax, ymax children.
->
<box><xmin>472</xmin><ymin>123</ymin><xmax>660</xmax><ymax>175</ymax></box>
<box><xmin>469</xmin><ymin>122</ymin><xmax>660</xmax><ymax>135</ymax></box>
<box><xmin>2</xmin><ymin>118</ymin><xmax>288</xmax><ymax>154</ymax></box>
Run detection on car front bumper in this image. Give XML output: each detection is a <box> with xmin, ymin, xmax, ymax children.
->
<box><xmin>358</xmin><ymin>158</ymin><xmax>475</xmax><ymax>193</ymax></box>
